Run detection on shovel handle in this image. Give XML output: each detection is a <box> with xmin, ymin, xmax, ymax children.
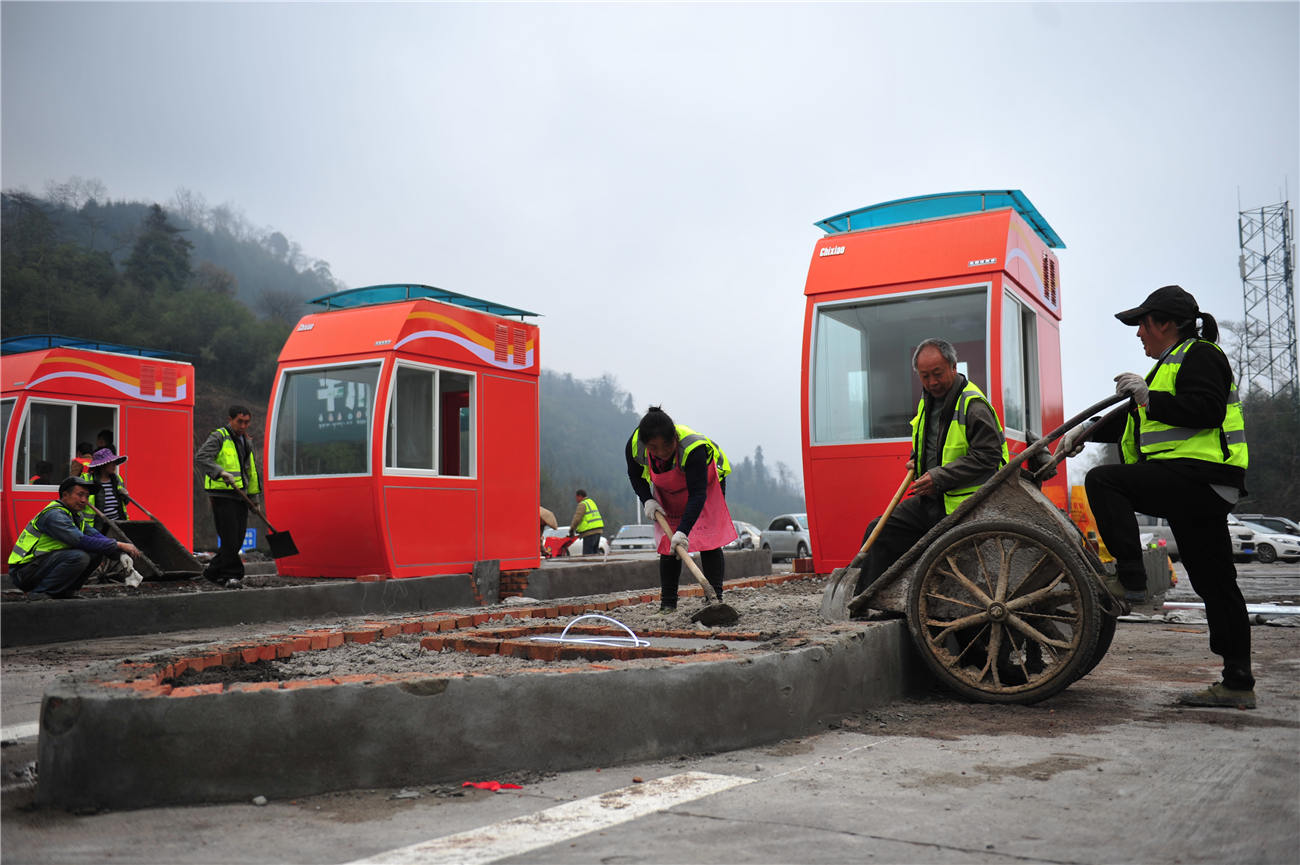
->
<box><xmin>231</xmin><ymin>486</ymin><xmax>278</xmax><ymax>534</ymax></box>
<box><xmin>653</xmin><ymin>512</ymin><xmax>719</xmax><ymax>602</ymax></box>
<box><xmin>124</xmin><ymin>495</ymin><xmax>163</xmax><ymax>524</ymax></box>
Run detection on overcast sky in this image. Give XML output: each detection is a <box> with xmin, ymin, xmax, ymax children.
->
<box><xmin>3</xmin><ymin>2</ymin><xmax>1297</xmax><ymax>483</ymax></box>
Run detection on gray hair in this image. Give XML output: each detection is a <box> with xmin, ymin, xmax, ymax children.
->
<box><xmin>912</xmin><ymin>338</ymin><xmax>958</xmax><ymax>370</ymax></box>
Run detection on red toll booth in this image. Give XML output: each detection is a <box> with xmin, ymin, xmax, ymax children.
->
<box><xmin>800</xmin><ymin>191</ymin><xmax>1068</xmax><ymax>573</ymax></box>
<box><xmin>1</xmin><ymin>336</ymin><xmax>195</xmax><ymax>572</ymax></box>
<box><xmin>265</xmin><ymin>284</ymin><xmax>541</xmax><ymax>579</ymax></box>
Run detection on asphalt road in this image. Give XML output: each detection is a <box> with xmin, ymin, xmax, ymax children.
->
<box><xmin>2</xmin><ymin>562</ymin><xmax>1297</xmax><ymax>865</ymax></box>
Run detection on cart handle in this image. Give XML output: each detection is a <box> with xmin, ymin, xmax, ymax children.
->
<box><xmin>1030</xmin><ymin>398</ymin><xmax>1133</xmax><ymax>484</ymax></box>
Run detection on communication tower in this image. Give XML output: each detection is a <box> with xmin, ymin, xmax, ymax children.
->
<box><xmin>1237</xmin><ymin>200</ymin><xmax>1297</xmax><ymax>400</ymax></box>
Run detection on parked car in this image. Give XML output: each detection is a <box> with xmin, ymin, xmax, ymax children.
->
<box><xmin>1135</xmin><ymin>513</ymin><xmax>1179</xmax><ymax>561</ymax></box>
<box><xmin>542</xmin><ymin>527</ymin><xmax>609</xmax><ymax>557</ymax></box>
<box><xmin>1235</xmin><ymin>514</ymin><xmax>1300</xmax><ymax>537</ymax></box>
<box><xmin>610</xmin><ymin>524</ymin><xmax>656</xmax><ymax>551</ymax></box>
<box><xmin>1239</xmin><ymin>521</ymin><xmax>1300</xmax><ymax>564</ymax></box>
<box><xmin>761</xmin><ymin>513</ymin><xmax>810</xmax><ymax>562</ymax></box>
<box><xmin>1226</xmin><ymin>514</ymin><xmax>1258</xmax><ymax>563</ymax></box>
<box><xmin>724</xmin><ymin>521</ymin><xmax>763</xmax><ymax>551</ymax></box>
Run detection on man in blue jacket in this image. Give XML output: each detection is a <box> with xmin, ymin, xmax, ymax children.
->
<box><xmin>7</xmin><ymin>478</ymin><xmax>140</xmax><ymax>600</ymax></box>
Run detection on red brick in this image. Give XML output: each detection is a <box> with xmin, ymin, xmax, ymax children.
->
<box><xmin>355</xmin><ymin>574</ymin><xmax>385</xmax><ymax>582</ymax></box>
<box><xmin>528</xmin><ymin>644</ymin><xmax>558</xmax><ymax>661</ymax></box>
<box><xmin>471</xmin><ymin>614</ymin><xmax>490</xmax><ymax>626</ymax></box>
<box><xmin>545</xmin><ymin>606</ymin><xmax>562</xmax><ymax>618</ymax></box>
<box><xmin>333</xmin><ymin>673</ymin><xmax>384</xmax><ymax>685</ymax></box>
<box><xmin>220</xmin><ymin>651</ymin><xmax>242</xmax><ymax>667</ymax></box>
<box><xmin>229</xmin><ymin>681</ymin><xmax>282</xmax><ymax>693</ymax></box>
<box><xmin>309</xmin><ymin>633</ymin><xmax>330</xmax><ymax>650</ymax></box>
<box><xmin>422</xmin><ymin>636</ymin><xmax>446</xmax><ymax>652</ymax></box>
<box><xmin>326</xmin><ymin>632</ymin><xmax>345</xmax><ymax>648</ymax></box>
<box><xmin>488</xmin><ymin>612</ymin><xmax>506</xmax><ymax>621</ymax></box>
<box><xmin>283</xmin><ymin>678</ymin><xmax>337</xmax><ymax>690</ymax></box>
<box><xmin>171</xmin><ymin>683</ymin><xmax>224</xmax><ymax>698</ymax></box>
<box><xmin>466</xmin><ymin>640</ymin><xmax>502</xmax><ymax>657</ymax></box>
<box><xmin>455</xmin><ymin>616</ymin><xmax>475</xmax><ymax>628</ymax></box>
<box><xmin>379</xmin><ymin>625</ymin><xmax>399</xmax><ymax>638</ymax></box>
<box><xmin>499</xmin><ymin>640</ymin><xmax>532</xmax><ymax>659</ymax></box>
<box><xmin>400</xmin><ymin>622</ymin><xmax>424</xmax><ymax>635</ymax></box>
<box><xmin>139</xmin><ymin>685</ymin><xmax>173</xmax><ymax>697</ymax></box>
<box><xmin>275</xmin><ymin>642</ymin><xmax>295</xmax><ymax>659</ymax></box>
<box><xmin>291</xmin><ymin>637</ymin><xmax>312</xmax><ymax>652</ymax></box>
<box><xmin>344</xmin><ymin>630</ymin><xmax>377</xmax><ymax>644</ymax></box>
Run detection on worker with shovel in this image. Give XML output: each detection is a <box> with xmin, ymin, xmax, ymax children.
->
<box><xmin>625</xmin><ymin>406</ymin><xmax>737</xmax><ymax>616</ymax></box>
<box><xmin>852</xmin><ymin>339</ymin><xmax>1008</xmax><ymax>598</ymax></box>
<box><xmin>196</xmin><ymin>404</ymin><xmax>261</xmax><ymax>589</ymax></box>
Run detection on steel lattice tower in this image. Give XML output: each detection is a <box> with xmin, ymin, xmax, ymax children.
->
<box><xmin>1237</xmin><ymin>201</ymin><xmax>1297</xmax><ymax>400</ymax></box>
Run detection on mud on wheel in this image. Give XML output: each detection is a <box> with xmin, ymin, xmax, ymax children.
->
<box><xmin>906</xmin><ymin>520</ymin><xmax>1102</xmax><ymax>704</ymax></box>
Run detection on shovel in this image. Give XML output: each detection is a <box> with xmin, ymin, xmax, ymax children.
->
<box><xmin>231</xmin><ymin>487</ymin><xmax>299</xmax><ymax>558</ymax></box>
<box><xmin>820</xmin><ymin>467</ymin><xmax>915</xmax><ymax>622</ymax></box>
<box><xmin>654</xmin><ymin>512</ymin><xmax>740</xmax><ymax>627</ymax></box>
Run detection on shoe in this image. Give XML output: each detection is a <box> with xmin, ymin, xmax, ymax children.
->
<box><xmin>1178</xmin><ymin>682</ymin><xmax>1256</xmax><ymax>709</ymax></box>
<box><xmin>222</xmin><ymin>579</ymin><xmax>243</xmax><ymax>589</ymax></box>
<box><xmin>651</xmin><ymin>606</ymin><xmax>676</xmax><ymax>617</ymax></box>
<box><xmin>25</xmin><ymin>592</ymin><xmax>52</xmax><ymax>601</ymax></box>
<box><xmin>1103</xmin><ymin>576</ymin><xmax>1146</xmax><ymax>603</ymax></box>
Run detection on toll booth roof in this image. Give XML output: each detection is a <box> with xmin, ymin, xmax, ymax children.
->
<box><xmin>0</xmin><ymin>334</ymin><xmax>195</xmax><ymax>359</ymax></box>
<box><xmin>307</xmin><ymin>284</ymin><xmax>540</xmax><ymax>319</ymax></box>
<box><xmin>815</xmin><ymin>190</ymin><xmax>1065</xmax><ymax>249</ymax></box>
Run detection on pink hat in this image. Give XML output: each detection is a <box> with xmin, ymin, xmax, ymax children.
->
<box><xmin>87</xmin><ymin>448</ymin><xmax>127</xmax><ymax>469</ymax></box>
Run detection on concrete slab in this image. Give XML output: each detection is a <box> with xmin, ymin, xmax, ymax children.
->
<box><xmin>526</xmin><ymin>549</ymin><xmax>771</xmax><ymax>599</ymax></box>
<box><xmin>36</xmin><ymin>618</ymin><xmax>926</xmax><ymax>810</ymax></box>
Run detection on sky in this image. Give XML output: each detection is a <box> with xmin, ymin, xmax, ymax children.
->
<box><xmin>3</xmin><ymin>2</ymin><xmax>1297</xmax><ymax>484</ymax></box>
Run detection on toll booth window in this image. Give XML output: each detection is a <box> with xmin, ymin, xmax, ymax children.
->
<box><xmin>12</xmin><ymin>400</ymin><xmax>118</xmax><ymax>486</ymax></box>
<box><xmin>383</xmin><ymin>365</ymin><xmax>474</xmax><ymax>476</ymax></box>
<box><xmin>274</xmin><ymin>363</ymin><xmax>381</xmax><ymax>477</ymax></box>
<box><xmin>813</xmin><ymin>289</ymin><xmax>987</xmax><ymax>442</ymax></box>
<box><xmin>1</xmin><ymin>399</ymin><xmax>13</xmax><ymax>456</ymax></box>
<box><xmin>1001</xmin><ymin>293</ymin><xmax>1040</xmax><ymax>437</ymax></box>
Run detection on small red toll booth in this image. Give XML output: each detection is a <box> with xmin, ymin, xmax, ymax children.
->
<box><xmin>1</xmin><ymin>335</ymin><xmax>195</xmax><ymax>572</ymax></box>
<box><xmin>265</xmin><ymin>284</ymin><xmax>542</xmax><ymax>579</ymax></box>
<box><xmin>800</xmin><ymin>191</ymin><xmax>1068</xmax><ymax>573</ymax></box>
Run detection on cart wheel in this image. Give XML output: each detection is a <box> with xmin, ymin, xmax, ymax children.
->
<box><xmin>907</xmin><ymin>520</ymin><xmax>1102</xmax><ymax>704</ymax></box>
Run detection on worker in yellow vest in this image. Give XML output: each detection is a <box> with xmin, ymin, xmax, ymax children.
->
<box><xmin>195</xmin><ymin>404</ymin><xmax>261</xmax><ymax>588</ymax></box>
<box><xmin>854</xmin><ymin>338</ymin><xmax>1008</xmax><ymax>597</ymax></box>
<box><xmin>1066</xmin><ymin>285</ymin><xmax>1252</xmax><ymax>709</ymax></box>
<box><xmin>568</xmin><ymin>490</ymin><xmax>605</xmax><ymax>555</ymax></box>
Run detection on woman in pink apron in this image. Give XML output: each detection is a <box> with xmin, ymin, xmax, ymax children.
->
<box><xmin>625</xmin><ymin>406</ymin><xmax>737</xmax><ymax>614</ymax></box>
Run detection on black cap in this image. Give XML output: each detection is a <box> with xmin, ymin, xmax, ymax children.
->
<box><xmin>58</xmin><ymin>477</ymin><xmax>95</xmax><ymax>496</ymax></box>
<box><xmin>1115</xmin><ymin>285</ymin><xmax>1200</xmax><ymax>326</ymax></box>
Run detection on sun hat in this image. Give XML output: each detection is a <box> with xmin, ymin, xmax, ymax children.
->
<box><xmin>87</xmin><ymin>448</ymin><xmax>128</xmax><ymax>469</ymax></box>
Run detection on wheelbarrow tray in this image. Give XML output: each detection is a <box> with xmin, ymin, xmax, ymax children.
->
<box><xmin>97</xmin><ymin>519</ymin><xmax>204</xmax><ymax>581</ymax></box>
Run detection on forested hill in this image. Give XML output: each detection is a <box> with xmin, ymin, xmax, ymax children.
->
<box><xmin>539</xmin><ymin>370</ymin><xmax>805</xmax><ymax>537</ymax></box>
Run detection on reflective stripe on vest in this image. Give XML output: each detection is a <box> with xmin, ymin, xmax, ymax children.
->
<box><xmin>8</xmin><ymin>501</ymin><xmax>94</xmax><ymax>566</ymax></box>
<box><xmin>203</xmin><ymin>428</ymin><xmax>261</xmax><ymax>495</ymax></box>
<box><xmin>1121</xmin><ymin>339</ymin><xmax>1249</xmax><ymax>470</ymax></box>
<box><xmin>631</xmin><ymin>424</ymin><xmax>732</xmax><ymax>485</ymax></box>
<box><xmin>575</xmin><ymin>497</ymin><xmax>604</xmax><ymax>533</ymax></box>
<box><xmin>910</xmin><ymin>380</ymin><xmax>1010</xmax><ymax>515</ymax></box>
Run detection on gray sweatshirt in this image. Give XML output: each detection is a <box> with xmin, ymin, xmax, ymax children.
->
<box><xmin>195</xmin><ymin>426</ymin><xmax>260</xmax><ymax>502</ymax></box>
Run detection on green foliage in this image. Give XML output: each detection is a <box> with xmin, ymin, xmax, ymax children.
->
<box><xmin>1237</xmin><ymin>388</ymin><xmax>1300</xmax><ymax>518</ymax></box>
<box><xmin>538</xmin><ymin>371</ymin><xmax>804</xmax><ymax>537</ymax></box>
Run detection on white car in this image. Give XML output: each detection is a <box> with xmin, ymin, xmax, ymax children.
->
<box><xmin>1240</xmin><ymin>521</ymin><xmax>1300</xmax><ymax>564</ymax></box>
<box><xmin>761</xmin><ymin>513</ymin><xmax>811</xmax><ymax>562</ymax></box>
<box><xmin>610</xmin><ymin>524</ymin><xmax>656</xmax><ymax>551</ymax></box>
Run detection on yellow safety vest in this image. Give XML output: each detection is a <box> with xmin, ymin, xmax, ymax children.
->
<box><xmin>910</xmin><ymin>380</ymin><xmax>1010</xmax><ymax>514</ymax></box>
<box><xmin>575</xmin><ymin>498</ymin><xmax>604</xmax><ymax>533</ymax></box>
<box><xmin>80</xmin><ymin>471</ymin><xmax>129</xmax><ymax>522</ymax></box>
<box><xmin>8</xmin><ymin>501</ymin><xmax>94</xmax><ymax>566</ymax></box>
<box><xmin>630</xmin><ymin>424</ymin><xmax>732</xmax><ymax>486</ymax></box>
<box><xmin>1121</xmin><ymin>339</ymin><xmax>1248</xmax><ymax>469</ymax></box>
<box><xmin>203</xmin><ymin>428</ymin><xmax>261</xmax><ymax>495</ymax></box>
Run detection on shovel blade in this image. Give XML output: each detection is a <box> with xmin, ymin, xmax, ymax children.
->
<box><xmin>267</xmin><ymin>529</ymin><xmax>299</xmax><ymax>559</ymax></box>
<box><xmin>820</xmin><ymin>567</ymin><xmax>861</xmax><ymax>622</ymax></box>
<box><xmin>690</xmin><ymin>602</ymin><xmax>740</xmax><ymax>627</ymax></box>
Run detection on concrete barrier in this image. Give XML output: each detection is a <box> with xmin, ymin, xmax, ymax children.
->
<box><xmin>37</xmin><ymin>618</ymin><xmax>926</xmax><ymax>810</ymax></box>
<box><xmin>526</xmin><ymin>549</ymin><xmax>771</xmax><ymax>599</ymax></box>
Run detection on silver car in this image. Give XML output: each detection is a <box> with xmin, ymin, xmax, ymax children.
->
<box><xmin>761</xmin><ymin>513</ymin><xmax>810</xmax><ymax>562</ymax></box>
<box><xmin>611</xmin><ymin>524</ymin><xmax>656</xmax><ymax>551</ymax></box>
<box><xmin>1240</xmin><ymin>521</ymin><xmax>1300</xmax><ymax>564</ymax></box>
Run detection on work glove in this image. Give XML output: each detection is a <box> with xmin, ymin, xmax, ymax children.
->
<box><xmin>671</xmin><ymin>531</ymin><xmax>690</xmax><ymax>554</ymax></box>
<box><xmin>121</xmin><ymin>553</ymin><xmax>143</xmax><ymax>589</ymax></box>
<box><xmin>219</xmin><ymin>471</ymin><xmax>238</xmax><ymax>486</ymax></box>
<box><xmin>1114</xmin><ymin>373</ymin><xmax>1150</xmax><ymax>407</ymax></box>
<box><xmin>1058</xmin><ymin>419</ymin><xmax>1097</xmax><ymax>458</ymax></box>
<box><xmin>644</xmin><ymin>498</ymin><xmax>666</xmax><ymax>522</ymax></box>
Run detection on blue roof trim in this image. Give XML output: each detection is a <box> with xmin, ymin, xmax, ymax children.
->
<box><xmin>814</xmin><ymin>190</ymin><xmax>1065</xmax><ymax>249</ymax></box>
<box><xmin>307</xmin><ymin>284</ymin><xmax>540</xmax><ymax>318</ymax></box>
<box><xmin>0</xmin><ymin>334</ymin><xmax>195</xmax><ymax>359</ymax></box>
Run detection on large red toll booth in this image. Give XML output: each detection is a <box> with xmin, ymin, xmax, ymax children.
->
<box><xmin>800</xmin><ymin>191</ymin><xmax>1068</xmax><ymax>573</ymax></box>
<box><xmin>265</xmin><ymin>284</ymin><xmax>542</xmax><ymax>579</ymax></box>
<box><xmin>1</xmin><ymin>336</ymin><xmax>195</xmax><ymax>572</ymax></box>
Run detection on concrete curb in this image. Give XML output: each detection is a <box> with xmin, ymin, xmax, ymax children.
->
<box><xmin>1</xmin><ymin>575</ymin><xmax>479</xmax><ymax>648</ymax></box>
<box><xmin>37</xmin><ymin>619</ymin><xmax>925</xmax><ymax>810</ymax></box>
<box><xmin>527</xmin><ymin>549</ymin><xmax>772</xmax><ymax>599</ymax></box>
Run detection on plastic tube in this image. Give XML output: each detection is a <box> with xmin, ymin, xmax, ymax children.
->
<box><xmin>529</xmin><ymin>613</ymin><xmax>651</xmax><ymax>648</ymax></box>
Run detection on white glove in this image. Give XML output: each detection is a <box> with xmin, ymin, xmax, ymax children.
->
<box><xmin>121</xmin><ymin>553</ymin><xmax>143</xmax><ymax>588</ymax></box>
<box><xmin>1114</xmin><ymin>373</ymin><xmax>1150</xmax><ymax>407</ymax></box>
<box><xmin>1058</xmin><ymin>419</ymin><xmax>1096</xmax><ymax>458</ymax></box>
<box><xmin>219</xmin><ymin>471</ymin><xmax>238</xmax><ymax>486</ymax></box>
<box><xmin>671</xmin><ymin>531</ymin><xmax>690</xmax><ymax>554</ymax></box>
<box><xmin>644</xmin><ymin>499</ymin><xmax>665</xmax><ymax>522</ymax></box>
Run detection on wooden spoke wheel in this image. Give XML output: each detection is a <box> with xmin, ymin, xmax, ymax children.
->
<box><xmin>906</xmin><ymin>520</ymin><xmax>1102</xmax><ymax>704</ymax></box>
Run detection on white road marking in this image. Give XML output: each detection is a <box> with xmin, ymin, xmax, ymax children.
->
<box><xmin>347</xmin><ymin>771</ymin><xmax>754</xmax><ymax>865</ymax></box>
<box><xmin>0</xmin><ymin>722</ymin><xmax>39</xmax><ymax>741</ymax></box>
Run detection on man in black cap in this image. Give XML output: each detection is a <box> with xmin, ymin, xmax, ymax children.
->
<box><xmin>6</xmin><ymin>477</ymin><xmax>141</xmax><ymax>600</ymax></box>
<box><xmin>1060</xmin><ymin>285</ymin><xmax>1253</xmax><ymax>708</ymax></box>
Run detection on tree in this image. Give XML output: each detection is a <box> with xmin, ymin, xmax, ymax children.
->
<box><xmin>255</xmin><ymin>286</ymin><xmax>307</xmax><ymax>323</ymax></box>
<box><xmin>191</xmin><ymin>260</ymin><xmax>239</xmax><ymax>296</ymax></box>
<box><xmin>123</xmin><ymin>204</ymin><xmax>193</xmax><ymax>291</ymax></box>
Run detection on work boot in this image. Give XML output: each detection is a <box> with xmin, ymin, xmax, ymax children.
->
<box><xmin>25</xmin><ymin>592</ymin><xmax>52</xmax><ymax>601</ymax></box>
<box><xmin>652</xmin><ymin>606</ymin><xmax>676</xmax><ymax>618</ymax></box>
<box><xmin>222</xmin><ymin>578</ymin><xmax>243</xmax><ymax>590</ymax></box>
<box><xmin>1103</xmin><ymin>575</ymin><xmax>1146</xmax><ymax>604</ymax></box>
<box><xmin>1178</xmin><ymin>682</ymin><xmax>1257</xmax><ymax>709</ymax></box>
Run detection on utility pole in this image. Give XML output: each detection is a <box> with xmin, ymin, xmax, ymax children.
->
<box><xmin>1238</xmin><ymin>199</ymin><xmax>1298</xmax><ymax>404</ymax></box>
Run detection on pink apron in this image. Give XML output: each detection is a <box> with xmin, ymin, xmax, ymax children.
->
<box><xmin>650</xmin><ymin>455</ymin><xmax>737</xmax><ymax>555</ymax></box>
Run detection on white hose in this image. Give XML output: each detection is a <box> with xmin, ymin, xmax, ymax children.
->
<box><xmin>529</xmin><ymin>613</ymin><xmax>650</xmax><ymax>648</ymax></box>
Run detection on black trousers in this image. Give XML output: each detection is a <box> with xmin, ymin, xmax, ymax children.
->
<box><xmin>853</xmin><ymin>494</ymin><xmax>945</xmax><ymax>596</ymax></box>
<box><xmin>660</xmin><ymin>548</ymin><xmax>724</xmax><ymax>608</ymax></box>
<box><xmin>206</xmin><ymin>496</ymin><xmax>249</xmax><ymax>583</ymax></box>
<box><xmin>581</xmin><ymin>534</ymin><xmax>602</xmax><ymax>555</ymax></box>
<box><xmin>1086</xmin><ymin>461</ymin><xmax>1253</xmax><ymax>689</ymax></box>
